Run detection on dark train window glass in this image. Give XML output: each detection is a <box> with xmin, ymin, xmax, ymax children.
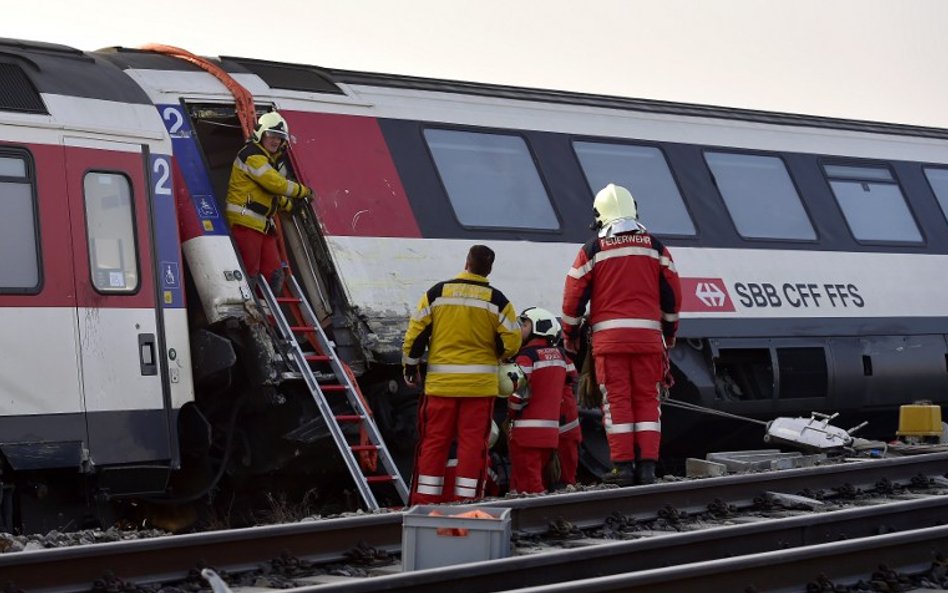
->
<box><xmin>424</xmin><ymin>129</ymin><xmax>559</xmax><ymax>230</ymax></box>
<box><xmin>573</xmin><ymin>142</ymin><xmax>695</xmax><ymax>236</ymax></box>
<box><xmin>705</xmin><ymin>152</ymin><xmax>815</xmax><ymax>240</ymax></box>
<box><xmin>83</xmin><ymin>172</ymin><xmax>139</xmax><ymax>293</ymax></box>
<box><xmin>777</xmin><ymin>348</ymin><xmax>827</xmax><ymax>399</ymax></box>
<box><xmin>0</xmin><ymin>155</ymin><xmax>39</xmax><ymax>290</ymax></box>
<box><xmin>923</xmin><ymin>167</ymin><xmax>948</xmax><ymax>224</ymax></box>
<box><xmin>823</xmin><ymin>165</ymin><xmax>893</xmax><ymax>181</ymax></box>
<box><xmin>823</xmin><ymin>164</ymin><xmax>921</xmax><ymax>243</ymax></box>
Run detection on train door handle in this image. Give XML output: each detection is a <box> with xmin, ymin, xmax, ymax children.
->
<box><xmin>139</xmin><ymin>333</ymin><xmax>158</xmax><ymax>376</ymax></box>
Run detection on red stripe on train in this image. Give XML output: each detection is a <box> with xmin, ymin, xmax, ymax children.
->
<box><xmin>282</xmin><ymin>111</ymin><xmax>422</xmax><ymax>238</ymax></box>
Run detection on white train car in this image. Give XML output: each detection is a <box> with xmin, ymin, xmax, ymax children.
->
<box><xmin>2</xmin><ymin>38</ymin><xmax>948</xmax><ymax>530</ymax></box>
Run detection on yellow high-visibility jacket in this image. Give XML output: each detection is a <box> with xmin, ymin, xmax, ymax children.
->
<box><xmin>403</xmin><ymin>271</ymin><xmax>522</xmax><ymax>396</ymax></box>
<box><xmin>225</xmin><ymin>142</ymin><xmax>308</xmax><ymax>234</ymax></box>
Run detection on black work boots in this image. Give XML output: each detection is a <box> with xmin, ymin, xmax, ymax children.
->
<box><xmin>602</xmin><ymin>461</ymin><xmax>636</xmax><ymax>487</ymax></box>
<box><xmin>635</xmin><ymin>459</ymin><xmax>657</xmax><ymax>485</ymax></box>
<box><xmin>602</xmin><ymin>459</ymin><xmax>658</xmax><ymax>487</ymax></box>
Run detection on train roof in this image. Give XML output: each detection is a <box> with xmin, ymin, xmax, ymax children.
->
<box><xmin>0</xmin><ymin>38</ymin><xmax>153</xmax><ymax>109</ymax></box>
<box><xmin>97</xmin><ymin>45</ymin><xmax>948</xmax><ymax>142</ymax></box>
<box><xmin>3</xmin><ymin>38</ymin><xmax>948</xmax><ymax>142</ymax></box>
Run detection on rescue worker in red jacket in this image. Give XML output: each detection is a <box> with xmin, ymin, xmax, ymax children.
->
<box><xmin>403</xmin><ymin>245</ymin><xmax>521</xmax><ymax>504</ymax></box>
<box><xmin>556</xmin><ymin>355</ymin><xmax>582</xmax><ymax>488</ymax></box>
<box><xmin>562</xmin><ymin>184</ymin><xmax>682</xmax><ymax>486</ymax></box>
<box><xmin>225</xmin><ymin>111</ymin><xmax>313</xmax><ymax>294</ymax></box>
<box><xmin>506</xmin><ymin>307</ymin><xmax>574</xmax><ymax>494</ymax></box>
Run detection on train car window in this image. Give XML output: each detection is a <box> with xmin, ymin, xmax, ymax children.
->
<box><xmin>423</xmin><ymin>129</ymin><xmax>559</xmax><ymax>230</ymax></box>
<box><xmin>704</xmin><ymin>152</ymin><xmax>816</xmax><ymax>240</ymax></box>
<box><xmin>0</xmin><ymin>154</ymin><xmax>40</xmax><ymax>291</ymax></box>
<box><xmin>822</xmin><ymin>164</ymin><xmax>922</xmax><ymax>243</ymax></box>
<box><xmin>922</xmin><ymin>167</ymin><xmax>948</xmax><ymax>224</ymax></box>
<box><xmin>572</xmin><ymin>142</ymin><xmax>695</xmax><ymax>236</ymax></box>
<box><xmin>823</xmin><ymin>165</ymin><xmax>894</xmax><ymax>181</ymax></box>
<box><xmin>83</xmin><ymin>172</ymin><xmax>139</xmax><ymax>293</ymax></box>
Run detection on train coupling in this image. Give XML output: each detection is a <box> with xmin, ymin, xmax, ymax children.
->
<box><xmin>764</xmin><ymin>412</ymin><xmax>864</xmax><ymax>451</ymax></box>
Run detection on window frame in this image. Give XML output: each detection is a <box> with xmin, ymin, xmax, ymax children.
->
<box><xmin>820</xmin><ymin>159</ymin><xmax>924</xmax><ymax>246</ymax></box>
<box><xmin>420</xmin><ymin>124</ymin><xmax>562</xmax><ymax>233</ymax></box>
<box><xmin>570</xmin><ymin>136</ymin><xmax>699</xmax><ymax>239</ymax></box>
<box><xmin>702</xmin><ymin>147</ymin><xmax>819</xmax><ymax>243</ymax></box>
<box><xmin>921</xmin><ymin>165</ymin><xmax>948</xmax><ymax>228</ymax></box>
<box><xmin>81</xmin><ymin>169</ymin><xmax>142</xmax><ymax>295</ymax></box>
<box><xmin>0</xmin><ymin>147</ymin><xmax>43</xmax><ymax>295</ymax></box>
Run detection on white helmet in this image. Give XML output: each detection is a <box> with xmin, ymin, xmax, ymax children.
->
<box><xmin>520</xmin><ymin>307</ymin><xmax>561</xmax><ymax>341</ymax></box>
<box><xmin>252</xmin><ymin>111</ymin><xmax>289</xmax><ymax>143</ymax></box>
<box><xmin>497</xmin><ymin>362</ymin><xmax>526</xmax><ymax>398</ymax></box>
<box><xmin>593</xmin><ymin>183</ymin><xmax>638</xmax><ymax>228</ymax></box>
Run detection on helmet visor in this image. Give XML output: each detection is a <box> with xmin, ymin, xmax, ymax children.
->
<box><xmin>263</xmin><ymin>129</ymin><xmax>288</xmax><ymax>140</ymax></box>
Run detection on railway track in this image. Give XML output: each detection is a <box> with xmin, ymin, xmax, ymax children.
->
<box><xmin>497</xmin><ymin>524</ymin><xmax>948</xmax><ymax>593</ymax></box>
<box><xmin>4</xmin><ymin>451</ymin><xmax>948</xmax><ymax>593</ymax></box>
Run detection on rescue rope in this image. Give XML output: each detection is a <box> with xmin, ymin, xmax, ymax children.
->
<box><xmin>662</xmin><ymin>397</ymin><xmax>769</xmax><ymax>426</ymax></box>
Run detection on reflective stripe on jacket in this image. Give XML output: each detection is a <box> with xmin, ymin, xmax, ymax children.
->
<box><xmin>562</xmin><ymin>230</ymin><xmax>681</xmax><ymax>354</ymax></box>
<box><xmin>403</xmin><ymin>271</ymin><xmax>521</xmax><ymax>396</ymax></box>
<box><xmin>510</xmin><ymin>339</ymin><xmax>571</xmax><ymax>449</ymax></box>
<box><xmin>225</xmin><ymin>142</ymin><xmax>308</xmax><ymax>234</ymax></box>
<box><xmin>559</xmin><ymin>357</ymin><xmax>582</xmax><ymax>441</ymax></box>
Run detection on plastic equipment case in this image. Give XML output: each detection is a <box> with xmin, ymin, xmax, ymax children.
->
<box><xmin>401</xmin><ymin>504</ymin><xmax>512</xmax><ymax>571</ymax></box>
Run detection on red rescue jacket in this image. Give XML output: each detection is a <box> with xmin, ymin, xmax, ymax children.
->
<box><xmin>510</xmin><ymin>338</ymin><xmax>572</xmax><ymax>449</ymax></box>
<box><xmin>559</xmin><ymin>356</ymin><xmax>581</xmax><ymax>443</ymax></box>
<box><xmin>562</xmin><ymin>229</ymin><xmax>681</xmax><ymax>354</ymax></box>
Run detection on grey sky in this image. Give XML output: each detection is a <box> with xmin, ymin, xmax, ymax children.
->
<box><xmin>4</xmin><ymin>0</ymin><xmax>946</xmax><ymax>127</ymax></box>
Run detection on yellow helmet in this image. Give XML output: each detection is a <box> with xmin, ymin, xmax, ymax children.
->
<box><xmin>252</xmin><ymin>111</ymin><xmax>289</xmax><ymax>143</ymax></box>
<box><xmin>497</xmin><ymin>362</ymin><xmax>526</xmax><ymax>398</ymax></box>
<box><xmin>593</xmin><ymin>183</ymin><xmax>638</xmax><ymax>229</ymax></box>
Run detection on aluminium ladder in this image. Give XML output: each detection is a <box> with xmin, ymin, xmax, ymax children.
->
<box><xmin>256</xmin><ymin>275</ymin><xmax>409</xmax><ymax>510</ymax></box>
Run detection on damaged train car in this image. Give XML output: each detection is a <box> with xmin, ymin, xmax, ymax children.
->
<box><xmin>2</xmin><ymin>37</ymin><xmax>948</xmax><ymax>531</ymax></box>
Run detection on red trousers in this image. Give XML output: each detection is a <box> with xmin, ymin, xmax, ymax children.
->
<box><xmin>410</xmin><ymin>395</ymin><xmax>493</xmax><ymax>505</ymax></box>
<box><xmin>557</xmin><ymin>430</ymin><xmax>581</xmax><ymax>485</ymax></box>
<box><xmin>231</xmin><ymin>224</ymin><xmax>281</xmax><ymax>281</ymax></box>
<box><xmin>508</xmin><ymin>439</ymin><xmax>554</xmax><ymax>494</ymax></box>
<box><xmin>595</xmin><ymin>352</ymin><xmax>663</xmax><ymax>462</ymax></box>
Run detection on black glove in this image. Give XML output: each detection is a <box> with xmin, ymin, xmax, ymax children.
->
<box><xmin>290</xmin><ymin>197</ymin><xmax>310</xmax><ymax>215</ymax></box>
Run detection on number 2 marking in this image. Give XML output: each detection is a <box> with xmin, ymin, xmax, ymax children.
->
<box><xmin>153</xmin><ymin>157</ymin><xmax>172</xmax><ymax>195</ymax></box>
<box><xmin>162</xmin><ymin>106</ymin><xmax>184</xmax><ymax>134</ymax></box>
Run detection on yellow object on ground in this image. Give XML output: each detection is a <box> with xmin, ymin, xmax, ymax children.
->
<box><xmin>896</xmin><ymin>403</ymin><xmax>943</xmax><ymax>437</ymax></box>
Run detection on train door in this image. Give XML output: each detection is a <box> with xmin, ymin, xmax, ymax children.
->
<box><xmin>62</xmin><ymin>138</ymin><xmax>173</xmax><ymax>485</ymax></box>
<box><xmin>0</xmin><ymin>145</ymin><xmax>88</xmax><ymax>471</ymax></box>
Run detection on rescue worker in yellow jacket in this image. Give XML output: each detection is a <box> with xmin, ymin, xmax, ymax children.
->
<box><xmin>225</xmin><ymin>111</ymin><xmax>313</xmax><ymax>293</ymax></box>
<box><xmin>402</xmin><ymin>245</ymin><xmax>522</xmax><ymax>504</ymax></box>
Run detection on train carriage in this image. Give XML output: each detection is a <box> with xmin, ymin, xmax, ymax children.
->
<box><xmin>2</xmin><ymin>38</ymin><xmax>948</xmax><ymax>531</ymax></box>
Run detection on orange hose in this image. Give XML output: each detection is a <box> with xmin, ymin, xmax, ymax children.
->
<box><xmin>140</xmin><ymin>43</ymin><xmax>257</xmax><ymax>139</ymax></box>
<box><xmin>143</xmin><ymin>43</ymin><xmax>379</xmax><ymax>474</ymax></box>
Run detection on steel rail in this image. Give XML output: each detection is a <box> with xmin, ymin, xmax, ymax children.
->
<box><xmin>294</xmin><ymin>494</ymin><xmax>948</xmax><ymax>593</ymax></box>
<box><xmin>500</xmin><ymin>450</ymin><xmax>948</xmax><ymax>532</ymax></box>
<box><xmin>0</xmin><ymin>513</ymin><xmax>402</xmax><ymax>593</ymax></box>
<box><xmin>3</xmin><ymin>451</ymin><xmax>947</xmax><ymax>593</ymax></box>
<box><xmin>498</xmin><ymin>524</ymin><xmax>948</xmax><ymax>593</ymax></box>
